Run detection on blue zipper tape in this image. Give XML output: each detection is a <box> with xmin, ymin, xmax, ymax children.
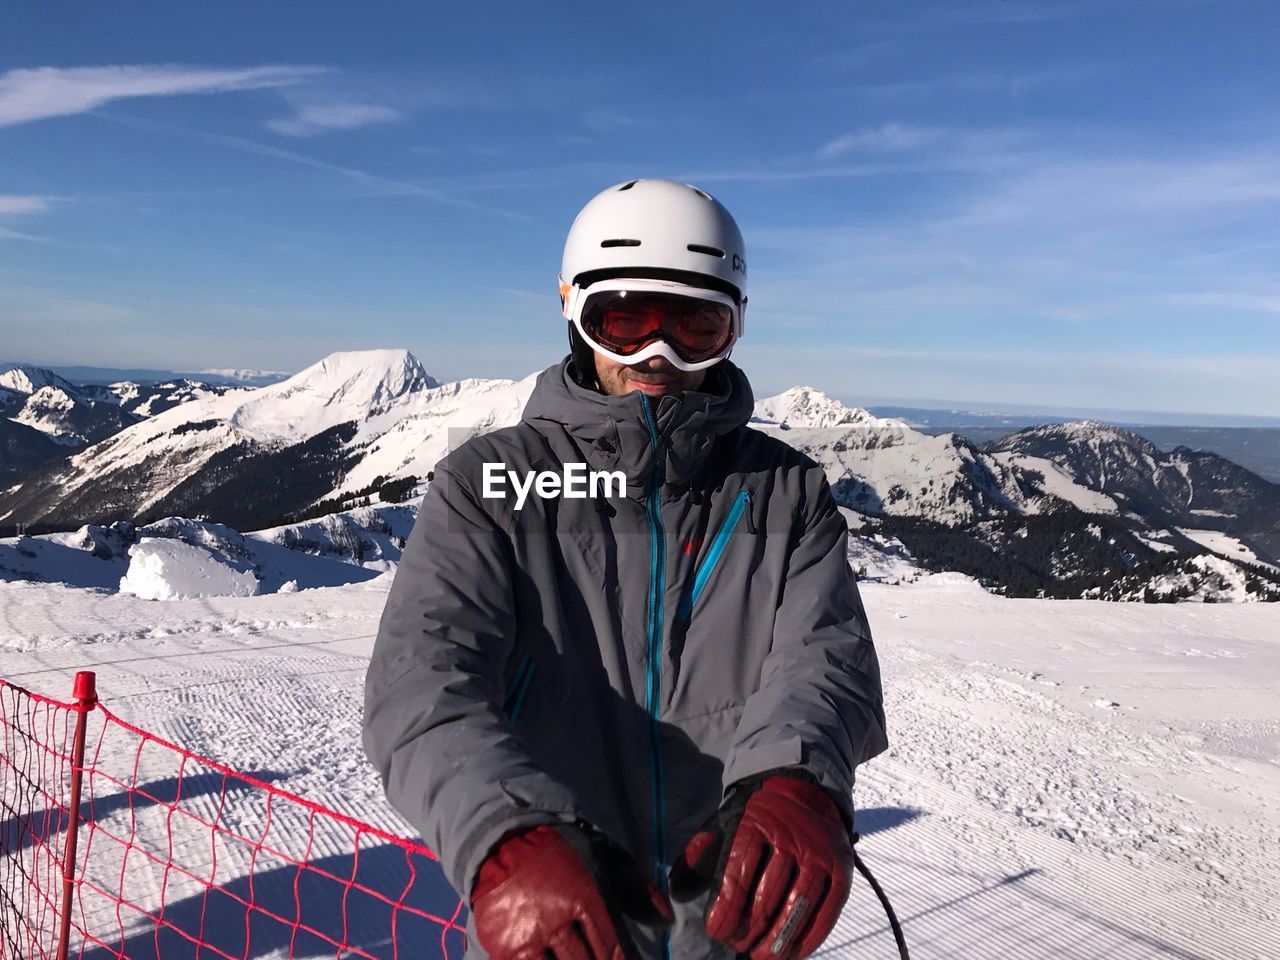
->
<box><xmin>504</xmin><ymin>655</ymin><xmax>533</xmax><ymax>721</ymax></box>
<box><xmin>639</xmin><ymin>395</ymin><xmax>677</xmax><ymax>919</ymax></box>
<box><xmin>677</xmin><ymin>488</ymin><xmax>751</xmax><ymax>620</ymax></box>
<box><xmin>508</xmin><ymin>661</ymin><xmax>536</xmax><ymax>725</ymax></box>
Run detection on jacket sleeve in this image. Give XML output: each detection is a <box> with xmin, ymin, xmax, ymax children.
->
<box><xmin>719</xmin><ymin>468</ymin><xmax>888</xmax><ymax>825</ymax></box>
<box><xmin>362</xmin><ymin>458</ymin><xmax>585</xmax><ymax>897</ymax></box>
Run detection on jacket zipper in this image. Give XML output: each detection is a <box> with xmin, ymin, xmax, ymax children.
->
<box><xmin>639</xmin><ymin>395</ymin><xmax>680</xmax><ymax>936</ymax></box>
<box><xmin>503</xmin><ymin>655</ymin><xmax>536</xmax><ymax>724</ymax></box>
<box><xmin>677</xmin><ymin>488</ymin><xmax>752</xmax><ymax>621</ymax></box>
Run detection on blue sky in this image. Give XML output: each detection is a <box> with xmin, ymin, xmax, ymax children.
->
<box><xmin>2</xmin><ymin>0</ymin><xmax>1278</xmax><ymax>417</ymax></box>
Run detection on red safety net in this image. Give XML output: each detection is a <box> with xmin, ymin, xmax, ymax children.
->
<box><xmin>1</xmin><ymin>678</ymin><xmax>83</xmax><ymax>959</ymax></box>
<box><xmin>0</xmin><ymin>676</ymin><xmax>467</xmax><ymax>960</ymax></box>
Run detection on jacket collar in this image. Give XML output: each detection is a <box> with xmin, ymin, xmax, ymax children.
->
<box><xmin>520</xmin><ymin>356</ymin><xmax>755</xmax><ymax>498</ymax></box>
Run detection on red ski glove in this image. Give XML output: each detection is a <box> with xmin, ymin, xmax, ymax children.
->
<box><xmin>669</xmin><ymin>772</ymin><xmax>853</xmax><ymax>960</ymax></box>
<box><xmin>471</xmin><ymin>822</ymin><xmax>673</xmax><ymax>960</ymax></box>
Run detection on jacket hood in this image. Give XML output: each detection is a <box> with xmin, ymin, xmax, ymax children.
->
<box><xmin>521</xmin><ymin>356</ymin><xmax>755</xmax><ymax>497</ymax></box>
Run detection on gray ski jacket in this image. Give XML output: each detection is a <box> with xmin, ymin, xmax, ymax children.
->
<box><xmin>363</xmin><ymin>357</ymin><xmax>887</xmax><ymax>958</ymax></box>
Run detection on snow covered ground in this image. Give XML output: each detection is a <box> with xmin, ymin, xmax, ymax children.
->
<box><xmin>1177</xmin><ymin>527</ymin><xmax>1280</xmax><ymax>574</ymax></box>
<box><xmin>2</xmin><ymin>574</ymin><xmax>1277</xmax><ymax>959</ymax></box>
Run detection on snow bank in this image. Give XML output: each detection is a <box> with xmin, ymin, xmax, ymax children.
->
<box><xmin>3</xmin><ymin>509</ymin><xmax>394</xmax><ymax>593</ymax></box>
<box><xmin>119</xmin><ymin>538</ymin><xmax>259</xmax><ymax>601</ymax></box>
<box><xmin>142</xmin><ymin>517</ymin><xmax>256</xmax><ymax>564</ymax></box>
<box><xmin>249</xmin><ymin>503</ymin><xmax>416</xmax><ymax>567</ymax></box>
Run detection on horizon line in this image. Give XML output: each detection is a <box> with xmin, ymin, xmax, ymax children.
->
<box><xmin>4</xmin><ymin>356</ymin><xmax>1279</xmax><ymax>428</ymax></box>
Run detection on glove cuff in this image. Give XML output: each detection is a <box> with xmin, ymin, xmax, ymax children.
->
<box><xmin>761</xmin><ymin>773</ymin><xmax>845</xmax><ymax>827</ymax></box>
<box><xmin>471</xmin><ymin>823</ymin><xmax>560</xmax><ymax>902</ymax></box>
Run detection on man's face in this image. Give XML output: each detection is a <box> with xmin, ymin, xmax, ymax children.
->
<box><xmin>594</xmin><ymin>352</ymin><xmax>706</xmax><ymax>398</ymax></box>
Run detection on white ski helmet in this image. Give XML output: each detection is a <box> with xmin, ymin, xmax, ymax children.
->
<box><xmin>559</xmin><ymin>178</ymin><xmax>748</xmax><ymax>329</ymax></box>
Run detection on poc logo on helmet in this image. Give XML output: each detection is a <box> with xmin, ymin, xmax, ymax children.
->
<box><xmin>732</xmin><ymin>253</ymin><xmax>747</xmax><ymax>277</ymax></box>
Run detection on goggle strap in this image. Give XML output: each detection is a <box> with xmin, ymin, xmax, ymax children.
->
<box><xmin>559</xmin><ymin>278</ymin><xmax>581</xmax><ymax>320</ymax></box>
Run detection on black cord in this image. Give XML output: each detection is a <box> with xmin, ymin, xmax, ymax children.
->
<box><xmin>851</xmin><ymin>833</ymin><xmax>911</xmax><ymax>960</ymax></box>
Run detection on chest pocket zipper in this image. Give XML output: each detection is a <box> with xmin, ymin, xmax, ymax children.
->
<box><xmin>677</xmin><ymin>488</ymin><xmax>753</xmax><ymax>621</ymax></box>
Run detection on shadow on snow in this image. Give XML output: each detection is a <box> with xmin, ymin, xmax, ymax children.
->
<box><xmin>76</xmin><ymin>841</ymin><xmax>465</xmax><ymax>960</ymax></box>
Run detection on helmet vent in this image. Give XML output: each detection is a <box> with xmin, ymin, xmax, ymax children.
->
<box><xmin>601</xmin><ymin>239</ymin><xmax>641</xmax><ymax>248</ymax></box>
<box><xmin>618</xmin><ymin>181</ymin><xmax>638</xmax><ymax>191</ymax></box>
<box><xmin>691</xmin><ymin>186</ymin><xmax>713</xmax><ymax>201</ymax></box>
<box><xmin>687</xmin><ymin>243</ymin><xmax>725</xmax><ymax>259</ymax></box>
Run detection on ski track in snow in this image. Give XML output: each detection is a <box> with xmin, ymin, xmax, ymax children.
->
<box><xmin>2</xmin><ymin>575</ymin><xmax>1278</xmax><ymax>959</ymax></box>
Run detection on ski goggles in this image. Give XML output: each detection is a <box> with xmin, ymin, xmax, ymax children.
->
<box><xmin>561</xmin><ymin>277</ymin><xmax>743</xmax><ymax>372</ymax></box>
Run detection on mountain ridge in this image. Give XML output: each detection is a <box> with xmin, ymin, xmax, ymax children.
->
<box><xmin>3</xmin><ymin>351</ymin><xmax>1277</xmax><ymax>601</ymax></box>
<box><xmin>982</xmin><ymin>421</ymin><xmax>1280</xmax><ymax>561</ymax></box>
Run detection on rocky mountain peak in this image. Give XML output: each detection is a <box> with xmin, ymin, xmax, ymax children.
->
<box><xmin>753</xmin><ymin>386</ymin><xmax>878</xmax><ymax>429</ymax></box>
<box><xmin>228</xmin><ymin>349</ymin><xmax>439</xmax><ymax>444</ymax></box>
<box><xmin>0</xmin><ymin>364</ymin><xmax>79</xmax><ymax>397</ymax></box>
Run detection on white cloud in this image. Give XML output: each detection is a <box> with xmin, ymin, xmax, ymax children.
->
<box><xmin>0</xmin><ymin>225</ymin><xmax>47</xmax><ymax>242</ymax></box>
<box><xmin>0</xmin><ymin>64</ymin><xmax>324</xmax><ymax>128</ymax></box>
<box><xmin>0</xmin><ymin>196</ymin><xmax>52</xmax><ymax>241</ymax></box>
<box><xmin>873</xmin><ymin>1</ymin><xmax>1084</xmax><ymax>31</ymax></box>
<box><xmin>1170</xmin><ymin>291</ymin><xmax>1280</xmax><ymax>317</ymax></box>
<box><xmin>855</xmin><ymin>64</ymin><xmax>1106</xmax><ymax>105</ymax></box>
<box><xmin>584</xmin><ymin>110</ymin><xmax>646</xmax><ymax>133</ymax></box>
<box><xmin>1007</xmin><ymin>63</ymin><xmax>1106</xmax><ymax>97</ymax></box>
<box><xmin>0</xmin><ymin>195</ymin><xmax>50</xmax><ymax>215</ymax></box>
<box><xmin>687</xmin><ymin>127</ymin><xmax>1027</xmax><ymax>183</ymax></box>
<box><xmin>950</xmin><ymin>154</ymin><xmax>1280</xmax><ymax>227</ymax></box>
<box><xmin>818</xmin><ymin>123</ymin><xmax>943</xmax><ymax>158</ymax></box>
<box><xmin>937</xmin><ymin>1</ymin><xmax>1082</xmax><ymax>25</ymax></box>
<box><xmin>266</xmin><ymin>101</ymin><xmax>402</xmax><ymax>137</ymax></box>
<box><xmin>811</xmin><ymin>42</ymin><xmax>900</xmax><ymax>73</ymax></box>
<box><xmin>93</xmin><ymin>113</ymin><xmax>533</xmax><ymax>223</ymax></box>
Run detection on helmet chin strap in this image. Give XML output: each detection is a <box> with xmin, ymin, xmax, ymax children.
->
<box><xmin>567</xmin><ymin>323</ymin><xmax>603</xmax><ymax>392</ymax></box>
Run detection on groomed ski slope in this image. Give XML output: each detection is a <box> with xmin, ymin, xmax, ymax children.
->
<box><xmin>1</xmin><ymin>574</ymin><xmax>1277</xmax><ymax>959</ymax></box>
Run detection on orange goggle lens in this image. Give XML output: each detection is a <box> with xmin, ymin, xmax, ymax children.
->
<box><xmin>580</xmin><ymin>290</ymin><xmax>734</xmax><ymax>363</ymax></box>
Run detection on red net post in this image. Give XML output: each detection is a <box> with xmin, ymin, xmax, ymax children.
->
<box><xmin>1</xmin><ymin>675</ymin><xmax>84</xmax><ymax>958</ymax></box>
<box><xmin>56</xmin><ymin>671</ymin><xmax>97</xmax><ymax>960</ymax></box>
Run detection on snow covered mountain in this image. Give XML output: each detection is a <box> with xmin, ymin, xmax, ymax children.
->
<box><xmin>0</xmin><ymin>350</ymin><xmax>532</xmax><ymax>534</ymax></box>
<box><xmin>752</xmin><ymin>390</ymin><xmax>1280</xmax><ymax>600</ymax></box>
<box><xmin>984</xmin><ymin>421</ymin><xmax>1280</xmax><ymax>563</ymax></box>
<box><xmin>753</xmin><ymin>387</ymin><xmax>1108</xmax><ymax>524</ymax></box>
<box><xmin>3</xmin><ymin>362</ymin><xmax>1276</xmax><ymax>601</ymax></box>
<box><xmin>0</xmin><ymin>365</ymin><xmax>80</xmax><ymax>396</ymax></box>
<box><xmin>0</xmin><ymin>363</ymin><xmax>259</xmax><ymax>490</ymax></box>
<box><xmin>11</xmin><ymin>384</ymin><xmax>140</xmax><ymax>444</ymax></box>
<box><xmin>81</xmin><ymin>378</ymin><xmax>249</xmax><ymax>418</ymax></box>
<box><xmin>0</xmin><ymin>364</ymin><xmax>141</xmax><ymax>446</ymax></box>
<box><xmin>752</xmin><ymin>386</ymin><xmax>889</xmax><ymax>430</ymax></box>
<box><xmin>0</xmin><ymin>417</ymin><xmax>66</xmax><ymax>487</ymax></box>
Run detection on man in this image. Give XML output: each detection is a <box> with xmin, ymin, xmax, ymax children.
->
<box><xmin>363</xmin><ymin>179</ymin><xmax>888</xmax><ymax>960</ymax></box>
